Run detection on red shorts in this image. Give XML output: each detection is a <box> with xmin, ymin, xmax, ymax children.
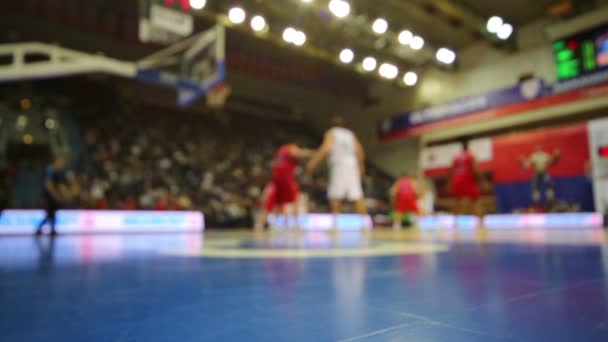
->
<box><xmin>451</xmin><ymin>178</ymin><xmax>480</xmax><ymax>199</ymax></box>
<box><xmin>272</xmin><ymin>176</ymin><xmax>299</xmax><ymax>205</ymax></box>
<box><xmin>396</xmin><ymin>194</ymin><xmax>419</xmax><ymax>214</ymax></box>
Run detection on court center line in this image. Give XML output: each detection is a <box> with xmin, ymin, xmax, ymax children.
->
<box><xmin>339</xmin><ymin>307</ymin><xmax>519</xmax><ymax>342</ymax></box>
<box><xmin>465</xmin><ymin>277</ymin><xmax>606</xmax><ymax>312</ymax></box>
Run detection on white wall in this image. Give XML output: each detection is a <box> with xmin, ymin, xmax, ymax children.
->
<box><xmin>414</xmin><ymin>19</ymin><xmax>555</xmax><ymax>107</ymax></box>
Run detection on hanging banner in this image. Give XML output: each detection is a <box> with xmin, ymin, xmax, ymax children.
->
<box><xmin>379</xmin><ymin>78</ymin><xmax>546</xmax><ymax>141</ymax></box>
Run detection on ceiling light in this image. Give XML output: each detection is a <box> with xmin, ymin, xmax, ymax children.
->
<box><xmin>228</xmin><ymin>7</ymin><xmax>246</xmax><ymax>24</ymax></box>
<box><xmin>362</xmin><ymin>57</ymin><xmax>377</xmax><ymax>71</ymax></box>
<box><xmin>250</xmin><ymin>15</ymin><xmax>266</xmax><ymax>32</ymax></box>
<box><xmin>339</xmin><ymin>48</ymin><xmax>354</xmax><ymax>64</ymax></box>
<box><xmin>410</xmin><ymin>36</ymin><xmax>424</xmax><ymax>50</ymax></box>
<box><xmin>329</xmin><ymin>0</ymin><xmax>350</xmax><ymax>18</ymax></box>
<box><xmin>189</xmin><ymin>0</ymin><xmax>206</xmax><ymax>10</ymax></box>
<box><xmin>283</xmin><ymin>27</ymin><xmax>297</xmax><ymax>43</ymax></box>
<box><xmin>487</xmin><ymin>16</ymin><xmax>503</xmax><ymax>33</ymax></box>
<box><xmin>497</xmin><ymin>23</ymin><xmax>513</xmax><ymax>40</ymax></box>
<box><xmin>379</xmin><ymin>63</ymin><xmax>398</xmax><ymax>79</ymax></box>
<box><xmin>398</xmin><ymin>30</ymin><xmax>413</xmax><ymax>45</ymax></box>
<box><xmin>301</xmin><ymin>0</ymin><xmax>313</xmax><ymax>3</ymax></box>
<box><xmin>403</xmin><ymin>72</ymin><xmax>418</xmax><ymax>86</ymax></box>
<box><xmin>372</xmin><ymin>18</ymin><xmax>388</xmax><ymax>34</ymax></box>
<box><xmin>293</xmin><ymin>30</ymin><xmax>306</xmax><ymax>46</ymax></box>
<box><xmin>436</xmin><ymin>48</ymin><xmax>456</xmax><ymax>64</ymax></box>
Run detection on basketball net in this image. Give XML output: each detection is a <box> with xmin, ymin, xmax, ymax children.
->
<box><xmin>206</xmin><ymin>82</ymin><xmax>231</xmax><ymax>109</ymax></box>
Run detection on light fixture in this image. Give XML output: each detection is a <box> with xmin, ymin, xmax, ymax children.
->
<box><xmin>45</xmin><ymin>118</ymin><xmax>56</xmax><ymax>130</ymax></box>
<box><xmin>403</xmin><ymin>72</ymin><xmax>418</xmax><ymax>86</ymax></box>
<box><xmin>372</xmin><ymin>18</ymin><xmax>388</xmax><ymax>34</ymax></box>
<box><xmin>293</xmin><ymin>30</ymin><xmax>306</xmax><ymax>46</ymax></box>
<box><xmin>410</xmin><ymin>36</ymin><xmax>424</xmax><ymax>50</ymax></box>
<box><xmin>436</xmin><ymin>48</ymin><xmax>456</xmax><ymax>64</ymax></box>
<box><xmin>228</xmin><ymin>7</ymin><xmax>246</xmax><ymax>24</ymax></box>
<box><xmin>283</xmin><ymin>27</ymin><xmax>297</xmax><ymax>43</ymax></box>
<box><xmin>339</xmin><ymin>48</ymin><xmax>354</xmax><ymax>64</ymax></box>
<box><xmin>329</xmin><ymin>0</ymin><xmax>350</xmax><ymax>18</ymax></box>
<box><xmin>398</xmin><ymin>30</ymin><xmax>413</xmax><ymax>45</ymax></box>
<box><xmin>497</xmin><ymin>23</ymin><xmax>513</xmax><ymax>40</ymax></box>
<box><xmin>189</xmin><ymin>0</ymin><xmax>206</xmax><ymax>10</ymax></box>
<box><xmin>379</xmin><ymin>63</ymin><xmax>398</xmax><ymax>79</ymax></box>
<box><xmin>362</xmin><ymin>57</ymin><xmax>377</xmax><ymax>71</ymax></box>
<box><xmin>250</xmin><ymin>15</ymin><xmax>266</xmax><ymax>32</ymax></box>
<box><xmin>486</xmin><ymin>16</ymin><xmax>503</xmax><ymax>33</ymax></box>
<box><xmin>301</xmin><ymin>0</ymin><xmax>313</xmax><ymax>3</ymax></box>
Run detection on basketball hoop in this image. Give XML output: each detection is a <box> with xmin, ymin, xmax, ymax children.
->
<box><xmin>206</xmin><ymin>83</ymin><xmax>231</xmax><ymax>109</ymax></box>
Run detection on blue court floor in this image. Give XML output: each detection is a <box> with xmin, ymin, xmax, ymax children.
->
<box><xmin>1</xmin><ymin>228</ymin><xmax>608</xmax><ymax>341</ymax></box>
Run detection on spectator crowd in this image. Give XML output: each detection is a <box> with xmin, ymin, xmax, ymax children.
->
<box><xmin>73</xmin><ymin>107</ymin><xmax>393</xmax><ymax>227</ymax></box>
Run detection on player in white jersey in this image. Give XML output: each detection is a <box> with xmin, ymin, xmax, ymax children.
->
<box><xmin>307</xmin><ymin>117</ymin><xmax>368</xmax><ymax>224</ymax></box>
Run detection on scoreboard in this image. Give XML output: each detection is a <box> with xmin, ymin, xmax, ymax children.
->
<box><xmin>139</xmin><ymin>0</ymin><xmax>194</xmax><ymax>44</ymax></box>
<box><xmin>553</xmin><ymin>24</ymin><xmax>608</xmax><ymax>81</ymax></box>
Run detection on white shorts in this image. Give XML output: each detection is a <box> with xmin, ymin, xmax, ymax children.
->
<box><xmin>328</xmin><ymin>163</ymin><xmax>363</xmax><ymax>201</ymax></box>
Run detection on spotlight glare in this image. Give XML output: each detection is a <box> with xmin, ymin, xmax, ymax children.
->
<box><xmin>329</xmin><ymin>0</ymin><xmax>350</xmax><ymax>18</ymax></box>
<box><xmin>497</xmin><ymin>23</ymin><xmax>513</xmax><ymax>40</ymax></box>
<box><xmin>250</xmin><ymin>15</ymin><xmax>266</xmax><ymax>32</ymax></box>
<box><xmin>403</xmin><ymin>72</ymin><xmax>418</xmax><ymax>86</ymax></box>
<box><xmin>339</xmin><ymin>48</ymin><xmax>355</xmax><ymax>64</ymax></box>
<box><xmin>379</xmin><ymin>63</ymin><xmax>398</xmax><ymax>79</ymax></box>
<box><xmin>398</xmin><ymin>30</ymin><xmax>413</xmax><ymax>45</ymax></box>
<box><xmin>410</xmin><ymin>36</ymin><xmax>424</xmax><ymax>50</ymax></box>
<box><xmin>283</xmin><ymin>27</ymin><xmax>297</xmax><ymax>43</ymax></box>
<box><xmin>228</xmin><ymin>7</ymin><xmax>246</xmax><ymax>24</ymax></box>
<box><xmin>487</xmin><ymin>16</ymin><xmax>503</xmax><ymax>33</ymax></box>
<box><xmin>189</xmin><ymin>0</ymin><xmax>206</xmax><ymax>10</ymax></box>
<box><xmin>372</xmin><ymin>18</ymin><xmax>388</xmax><ymax>34</ymax></box>
<box><xmin>293</xmin><ymin>30</ymin><xmax>306</xmax><ymax>46</ymax></box>
<box><xmin>436</xmin><ymin>48</ymin><xmax>456</xmax><ymax>64</ymax></box>
<box><xmin>362</xmin><ymin>57</ymin><xmax>377</xmax><ymax>71</ymax></box>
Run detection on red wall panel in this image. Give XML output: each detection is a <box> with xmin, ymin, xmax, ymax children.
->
<box><xmin>492</xmin><ymin>123</ymin><xmax>589</xmax><ymax>183</ymax></box>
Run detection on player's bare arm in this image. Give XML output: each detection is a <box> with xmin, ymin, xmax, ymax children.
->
<box><xmin>355</xmin><ymin>137</ymin><xmax>365</xmax><ymax>176</ymax></box>
<box><xmin>306</xmin><ymin>131</ymin><xmax>333</xmax><ymax>173</ymax></box>
<box><xmin>290</xmin><ymin>145</ymin><xmax>314</xmax><ymax>159</ymax></box>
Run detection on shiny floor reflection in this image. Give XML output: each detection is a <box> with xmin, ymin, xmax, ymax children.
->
<box><xmin>1</xmin><ymin>229</ymin><xmax>608</xmax><ymax>341</ymax></box>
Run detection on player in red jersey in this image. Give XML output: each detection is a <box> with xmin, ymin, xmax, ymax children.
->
<box><xmin>271</xmin><ymin>143</ymin><xmax>312</xmax><ymax>229</ymax></box>
<box><xmin>447</xmin><ymin>140</ymin><xmax>481</xmax><ymax>215</ymax></box>
<box><xmin>390</xmin><ymin>172</ymin><xmax>422</xmax><ymax>230</ymax></box>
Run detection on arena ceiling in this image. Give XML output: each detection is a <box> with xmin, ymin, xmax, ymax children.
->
<box><xmin>188</xmin><ymin>0</ymin><xmax>595</xmax><ymax>83</ymax></box>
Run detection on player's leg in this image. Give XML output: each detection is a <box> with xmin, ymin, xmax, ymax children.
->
<box><xmin>272</xmin><ymin>178</ymin><xmax>289</xmax><ymax>229</ymax></box>
<box><xmin>48</xmin><ymin>202</ymin><xmax>58</xmax><ymax>236</ymax></box>
<box><xmin>288</xmin><ymin>182</ymin><xmax>300</xmax><ymax>230</ymax></box>
<box><xmin>532</xmin><ymin>173</ymin><xmax>542</xmax><ymax>204</ymax></box>
<box><xmin>254</xmin><ymin>209</ymin><xmax>268</xmax><ymax>231</ymax></box>
<box><xmin>544</xmin><ymin>173</ymin><xmax>555</xmax><ymax>203</ymax></box>
<box><xmin>35</xmin><ymin>215</ymin><xmax>47</xmax><ymax>235</ymax></box>
<box><xmin>328</xmin><ymin>165</ymin><xmax>345</xmax><ymax>230</ymax></box>
<box><xmin>36</xmin><ymin>199</ymin><xmax>52</xmax><ymax>235</ymax></box>
<box><xmin>347</xmin><ymin>165</ymin><xmax>369</xmax><ymax>228</ymax></box>
<box><xmin>393</xmin><ymin>211</ymin><xmax>403</xmax><ymax>231</ymax></box>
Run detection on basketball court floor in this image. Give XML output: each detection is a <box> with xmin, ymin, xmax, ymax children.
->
<box><xmin>2</xmin><ymin>228</ymin><xmax>608</xmax><ymax>341</ymax></box>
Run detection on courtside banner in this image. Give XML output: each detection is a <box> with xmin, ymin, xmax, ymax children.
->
<box><xmin>269</xmin><ymin>214</ymin><xmax>373</xmax><ymax>231</ymax></box>
<box><xmin>0</xmin><ymin>210</ymin><xmax>204</xmax><ymax>234</ymax></box>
